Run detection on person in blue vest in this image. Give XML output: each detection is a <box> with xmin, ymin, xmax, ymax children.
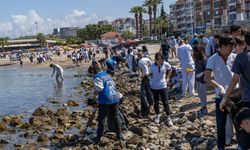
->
<box><xmin>88</xmin><ymin>62</ymin><xmax>123</xmax><ymax>144</ymax></box>
<box><xmin>105</xmin><ymin>56</ymin><xmax>117</xmax><ymax>75</ymax></box>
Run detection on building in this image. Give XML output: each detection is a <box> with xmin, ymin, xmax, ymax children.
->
<box><xmin>53</xmin><ymin>27</ymin><xmax>80</xmax><ymax>37</ymax></box>
<box><xmin>0</xmin><ymin>39</ymin><xmax>57</xmax><ymax>51</ymax></box>
<box><xmin>170</xmin><ymin>0</ymin><xmax>249</xmax><ymax>35</ymax></box>
<box><xmin>111</xmin><ymin>18</ymin><xmax>136</xmax><ymax>34</ymax></box>
<box><xmin>98</xmin><ymin>20</ymin><xmax>110</xmax><ymax>25</ymax></box>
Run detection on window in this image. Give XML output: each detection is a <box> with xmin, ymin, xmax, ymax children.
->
<box><xmin>229</xmin><ymin>14</ymin><xmax>236</xmax><ymax>20</ymax></box>
<box><xmin>214</xmin><ymin>1</ymin><xmax>219</xmax><ymax>9</ymax></box>
<box><xmin>214</xmin><ymin>10</ymin><xmax>219</xmax><ymax>16</ymax></box>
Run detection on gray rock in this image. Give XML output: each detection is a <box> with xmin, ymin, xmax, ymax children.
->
<box><xmin>147</xmin><ymin>126</ymin><xmax>159</xmax><ymax>133</ymax></box>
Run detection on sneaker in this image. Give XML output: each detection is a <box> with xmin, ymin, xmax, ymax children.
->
<box><xmin>88</xmin><ymin>136</ymin><xmax>100</xmax><ymax>144</ymax></box>
<box><xmin>190</xmin><ymin>93</ymin><xmax>198</xmax><ymax>97</ymax></box>
<box><xmin>116</xmin><ymin>134</ymin><xmax>125</xmax><ymax>141</ymax></box>
<box><xmin>154</xmin><ymin>114</ymin><xmax>161</xmax><ymax>124</ymax></box>
<box><xmin>166</xmin><ymin>116</ymin><xmax>174</xmax><ymax>126</ymax></box>
<box><xmin>199</xmin><ymin>107</ymin><xmax>208</xmax><ymax>114</ymax></box>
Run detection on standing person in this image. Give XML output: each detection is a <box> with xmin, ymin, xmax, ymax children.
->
<box><xmin>160</xmin><ymin>40</ymin><xmax>170</xmax><ymax>62</ymax></box>
<box><xmin>88</xmin><ymin>62</ymin><xmax>123</xmax><ymax>144</ymax></box>
<box><xmin>29</xmin><ymin>53</ymin><xmax>34</xmax><ymax>64</ymax></box>
<box><xmin>169</xmin><ymin>36</ymin><xmax>177</xmax><ymax>59</ymax></box>
<box><xmin>137</xmin><ymin>52</ymin><xmax>153</xmax><ymax>118</ymax></box>
<box><xmin>150</xmin><ymin>52</ymin><xmax>173</xmax><ymax>126</ymax></box>
<box><xmin>142</xmin><ymin>45</ymin><xmax>150</xmax><ymax>58</ymax></box>
<box><xmin>204</xmin><ymin>36</ymin><xmax>236</xmax><ymax>150</ymax></box>
<box><xmin>234</xmin><ymin>36</ymin><xmax>246</xmax><ymax>54</ymax></box>
<box><xmin>205</xmin><ymin>34</ymin><xmax>221</xmax><ymax>58</ymax></box>
<box><xmin>190</xmin><ymin>33</ymin><xmax>199</xmax><ymax>48</ymax></box>
<box><xmin>50</xmin><ymin>63</ymin><xmax>64</xmax><ymax>81</ymax></box>
<box><xmin>177</xmin><ymin>37</ymin><xmax>196</xmax><ymax>97</ymax></box>
<box><xmin>126</xmin><ymin>47</ymin><xmax>136</xmax><ymax>78</ymax></box>
<box><xmin>193</xmin><ymin>46</ymin><xmax>208</xmax><ymax>114</ymax></box>
<box><xmin>88</xmin><ymin>48</ymin><xmax>92</xmax><ymax>61</ymax></box>
<box><xmin>18</xmin><ymin>53</ymin><xmax>23</xmax><ymax>67</ymax></box>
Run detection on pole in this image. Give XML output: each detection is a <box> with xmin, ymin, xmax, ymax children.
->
<box><xmin>35</xmin><ymin>22</ymin><xmax>38</xmax><ymax>35</ymax></box>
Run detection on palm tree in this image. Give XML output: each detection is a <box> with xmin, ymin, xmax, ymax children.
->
<box><xmin>137</xmin><ymin>6</ymin><xmax>147</xmax><ymax>39</ymax></box>
<box><xmin>0</xmin><ymin>37</ymin><xmax>9</xmax><ymax>51</ymax></box>
<box><xmin>143</xmin><ymin>0</ymin><xmax>154</xmax><ymax>37</ymax></box>
<box><xmin>155</xmin><ymin>16</ymin><xmax>168</xmax><ymax>40</ymax></box>
<box><xmin>152</xmin><ymin>0</ymin><xmax>163</xmax><ymax>37</ymax></box>
<box><xmin>130</xmin><ymin>6</ymin><xmax>141</xmax><ymax>38</ymax></box>
<box><xmin>36</xmin><ymin>33</ymin><xmax>46</xmax><ymax>47</ymax></box>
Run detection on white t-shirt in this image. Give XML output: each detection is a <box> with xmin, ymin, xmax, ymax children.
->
<box><xmin>150</xmin><ymin>62</ymin><xmax>171</xmax><ymax>89</ymax></box>
<box><xmin>54</xmin><ymin>64</ymin><xmax>63</xmax><ymax>73</ymax></box>
<box><xmin>206</xmin><ymin>53</ymin><xmax>236</xmax><ymax>97</ymax></box>
<box><xmin>177</xmin><ymin>44</ymin><xmax>195</xmax><ymax>69</ymax></box>
<box><xmin>138</xmin><ymin>57</ymin><xmax>152</xmax><ymax>77</ymax></box>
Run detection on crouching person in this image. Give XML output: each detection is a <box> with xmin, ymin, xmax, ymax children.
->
<box><xmin>88</xmin><ymin>62</ymin><xmax>123</xmax><ymax>144</ymax></box>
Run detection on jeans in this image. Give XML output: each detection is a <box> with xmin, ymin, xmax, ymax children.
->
<box><xmin>97</xmin><ymin>103</ymin><xmax>121</xmax><ymax>139</ymax></box>
<box><xmin>151</xmin><ymin>88</ymin><xmax>170</xmax><ymax>116</ymax></box>
<box><xmin>215</xmin><ymin>97</ymin><xmax>228</xmax><ymax>150</ymax></box>
<box><xmin>140</xmin><ymin>76</ymin><xmax>154</xmax><ymax>117</ymax></box>
<box><xmin>196</xmin><ymin>82</ymin><xmax>207</xmax><ymax>108</ymax></box>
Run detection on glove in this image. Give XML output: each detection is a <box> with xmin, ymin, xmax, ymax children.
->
<box><xmin>219</xmin><ymin>97</ymin><xmax>227</xmax><ymax>112</ymax></box>
<box><xmin>217</xmin><ymin>85</ymin><xmax>226</xmax><ymax>96</ymax></box>
<box><xmin>196</xmin><ymin>72</ymin><xmax>204</xmax><ymax>78</ymax></box>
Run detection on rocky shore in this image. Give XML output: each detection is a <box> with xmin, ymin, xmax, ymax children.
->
<box><xmin>0</xmin><ymin>45</ymin><xmax>238</xmax><ymax>149</ymax></box>
<box><xmin>0</xmin><ymin>66</ymin><xmax>238</xmax><ymax>150</ymax></box>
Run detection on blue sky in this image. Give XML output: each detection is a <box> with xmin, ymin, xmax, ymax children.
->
<box><xmin>0</xmin><ymin>0</ymin><xmax>175</xmax><ymax>37</ymax></box>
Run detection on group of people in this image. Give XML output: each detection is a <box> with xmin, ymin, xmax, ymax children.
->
<box><xmin>50</xmin><ymin>24</ymin><xmax>250</xmax><ymax>149</ymax></box>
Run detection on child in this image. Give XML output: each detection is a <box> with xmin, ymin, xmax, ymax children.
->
<box><xmin>193</xmin><ymin>45</ymin><xmax>208</xmax><ymax>114</ymax></box>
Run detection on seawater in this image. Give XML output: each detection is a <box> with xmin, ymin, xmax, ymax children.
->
<box><xmin>0</xmin><ymin>66</ymin><xmax>83</xmax><ymax>117</ymax></box>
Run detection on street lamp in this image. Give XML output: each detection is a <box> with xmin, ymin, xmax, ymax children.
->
<box><xmin>34</xmin><ymin>22</ymin><xmax>38</xmax><ymax>35</ymax></box>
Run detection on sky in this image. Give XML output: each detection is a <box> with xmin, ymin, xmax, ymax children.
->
<box><xmin>0</xmin><ymin>0</ymin><xmax>175</xmax><ymax>38</ymax></box>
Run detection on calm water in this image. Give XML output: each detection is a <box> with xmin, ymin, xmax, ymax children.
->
<box><xmin>0</xmin><ymin>66</ymin><xmax>83</xmax><ymax>117</ymax></box>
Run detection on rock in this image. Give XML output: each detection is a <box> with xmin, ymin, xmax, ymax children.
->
<box><xmin>14</xmin><ymin>144</ymin><xmax>24</xmax><ymax>148</ymax></box>
<box><xmin>177</xmin><ymin>143</ymin><xmax>192</xmax><ymax>150</ymax></box>
<box><xmin>127</xmin><ymin>144</ymin><xmax>137</xmax><ymax>149</ymax></box>
<box><xmin>55</xmin><ymin>128</ymin><xmax>64</xmax><ymax>134</ymax></box>
<box><xmin>122</xmin><ymin>130</ymin><xmax>133</xmax><ymax>140</ymax></box>
<box><xmin>187</xmin><ymin>112</ymin><xmax>198</xmax><ymax>122</ymax></box>
<box><xmin>126</xmin><ymin>135</ymin><xmax>140</xmax><ymax>145</ymax></box>
<box><xmin>147</xmin><ymin>126</ymin><xmax>159</xmax><ymax>133</ymax></box>
<box><xmin>2</xmin><ymin>116</ymin><xmax>11</xmax><ymax>123</ymax></box>
<box><xmin>33</xmin><ymin>107</ymin><xmax>48</xmax><ymax>116</ymax></box>
<box><xmin>56</xmin><ymin>108</ymin><xmax>69</xmax><ymax>116</ymax></box>
<box><xmin>129</xmin><ymin>126</ymin><xmax>146</xmax><ymax>136</ymax></box>
<box><xmin>65</xmin><ymin>134</ymin><xmax>79</xmax><ymax>142</ymax></box>
<box><xmin>37</xmin><ymin>133</ymin><xmax>49</xmax><ymax>143</ymax></box>
<box><xmin>66</xmin><ymin>100</ymin><xmax>79</xmax><ymax>107</ymax></box>
<box><xmin>9</xmin><ymin>116</ymin><xmax>22</xmax><ymax>127</ymax></box>
<box><xmin>16</xmin><ymin>123</ymin><xmax>30</xmax><ymax>129</ymax></box>
<box><xmin>0</xmin><ymin>139</ymin><xmax>8</xmax><ymax>144</ymax></box>
<box><xmin>29</xmin><ymin>116</ymin><xmax>42</xmax><ymax>127</ymax></box>
<box><xmin>0</xmin><ymin>122</ymin><xmax>7</xmax><ymax>132</ymax></box>
<box><xmin>203</xmin><ymin>120</ymin><xmax>213</xmax><ymax>126</ymax></box>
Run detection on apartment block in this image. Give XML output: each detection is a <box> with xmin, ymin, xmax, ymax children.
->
<box><xmin>169</xmin><ymin>0</ymin><xmax>249</xmax><ymax>35</ymax></box>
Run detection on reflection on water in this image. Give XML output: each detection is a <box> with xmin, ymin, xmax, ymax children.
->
<box><xmin>0</xmin><ymin>66</ymin><xmax>82</xmax><ymax>117</ymax></box>
<box><xmin>52</xmin><ymin>81</ymin><xmax>64</xmax><ymax>98</ymax></box>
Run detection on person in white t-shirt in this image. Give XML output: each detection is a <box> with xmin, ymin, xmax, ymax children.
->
<box><xmin>50</xmin><ymin>63</ymin><xmax>64</xmax><ymax>81</ymax></box>
<box><xmin>177</xmin><ymin>37</ymin><xmax>196</xmax><ymax>97</ymax></box>
<box><xmin>150</xmin><ymin>52</ymin><xmax>173</xmax><ymax>126</ymax></box>
<box><xmin>137</xmin><ymin>52</ymin><xmax>153</xmax><ymax>117</ymax></box>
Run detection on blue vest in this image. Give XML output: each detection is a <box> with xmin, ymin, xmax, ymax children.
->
<box><xmin>95</xmin><ymin>72</ymin><xmax>119</xmax><ymax>104</ymax></box>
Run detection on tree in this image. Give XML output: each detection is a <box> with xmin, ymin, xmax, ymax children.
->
<box><xmin>137</xmin><ymin>6</ymin><xmax>147</xmax><ymax>39</ymax></box>
<box><xmin>160</xmin><ymin>5</ymin><xmax>169</xmax><ymax>36</ymax></box>
<box><xmin>77</xmin><ymin>24</ymin><xmax>115</xmax><ymax>42</ymax></box>
<box><xmin>152</xmin><ymin>0</ymin><xmax>163</xmax><ymax>37</ymax></box>
<box><xmin>122</xmin><ymin>31</ymin><xmax>135</xmax><ymax>39</ymax></box>
<box><xmin>143</xmin><ymin>0</ymin><xmax>154</xmax><ymax>37</ymax></box>
<box><xmin>36</xmin><ymin>33</ymin><xmax>46</xmax><ymax>47</ymax></box>
<box><xmin>0</xmin><ymin>37</ymin><xmax>9</xmax><ymax>51</ymax></box>
<box><xmin>155</xmin><ymin>16</ymin><xmax>168</xmax><ymax>40</ymax></box>
<box><xmin>130</xmin><ymin>6</ymin><xmax>141</xmax><ymax>38</ymax></box>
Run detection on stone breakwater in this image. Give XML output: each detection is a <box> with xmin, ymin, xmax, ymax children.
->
<box><xmin>0</xmin><ymin>69</ymin><xmax>234</xmax><ymax>150</ymax></box>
